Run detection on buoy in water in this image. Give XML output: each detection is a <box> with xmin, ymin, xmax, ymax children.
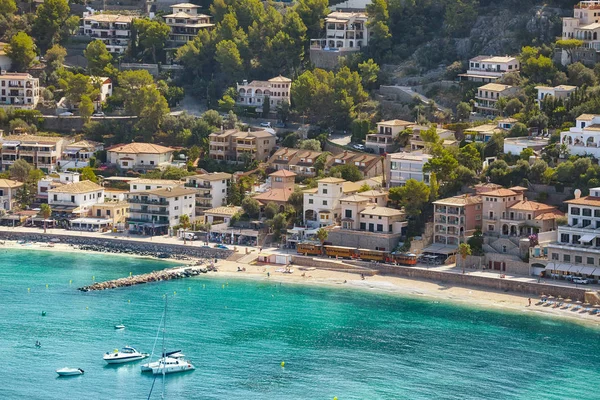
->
<box><xmin>188</xmin><ymin>287</ymin><xmax>191</xmax><ymax>291</ymax></box>
<box><xmin>69</xmin><ymin>280</ymin><xmax>72</xmax><ymax>285</ymax></box>
<box><xmin>85</xmin><ymin>306</ymin><xmax>88</xmax><ymax>310</ymax></box>
<box><xmin>222</xmin><ymin>284</ymin><xmax>224</xmax><ymax>289</ymax></box>
<box><xmin>281</xmin><ymin>361</ymin><xmax>285</xmax><ymax>367</ymax></box>
<box><xmin>41</xmin><ymin>311</ymin><xmax>46</xmax><ymax>316</ymax></box>
<box><xmin>173</xmin><ymin>291</ymin><xmax>176</xmax><ymax>295</ymax></box>
<box><xmin>128</xmin><ymin>299</ymin><xmax>131</xmax><ymax>303</ymax></box>
<box><xmin>45</xmin><ymin>284</ymin><xmax>48</xmax><ymax>288</ymax></box>
<box><xmin>27</xmin><ymin>288</ymin><xmax>30</xmax><ymax>292</ymax></box>
<box><xmin>203</xmin><ymin>284</ymin><xmax>205</xmax><ymax>289</ymax></box>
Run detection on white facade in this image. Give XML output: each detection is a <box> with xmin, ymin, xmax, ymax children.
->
<box><xmin>503</xmin><ymin>137</ymin><xmax>549</xmax><ymax>155</ymax></box>
<box><xmin>236</xmin><ymin>76</ymin><xmax>291</xmax><ymax>112</ymax></box>
<box><xmin>535</xmin><ymin>85</ymin><xmax>577</xmax><ymax>107</ymax></box>
<box><xmin>310</xmin><ymin>11</ymin><xmax>369</xmax><ymax>52</ymax></box>
<box><xmin>0</xmin><ymin>179</ymin><xmax>23</xmax><ymax>211</ymax></box>
<box><xmin>386</xmin><ymin>152</ymin><xmax>432</xmax><ymax>187</ymax></box>
<box><xmin>366</xmin><ymin>119</ymin><xmax>412</xmax><ymax>154</ymax></box>
<box><xmin>474</xmin><ymin>83</ymin><xmax>519</xmax><ymax>115</ymax></box>
<box><xmin>81</xmin><ymin>14</ymin><xmax>135</xmax><ymax>54</ymax></box>
<box><xmin>1</xmin><ymin>134</ymin><xmax>65</xmax><ymax>172</ymax></box>
<box><xmin>303</xmin><ymin>177</ymin><xmax>347</xmax><ymax>228</ymax></box>
<box><xmin>127</xmin><ymin>186</ymin><xmax>196</xmax><ymax>229</ymax></box>
<box><xmin>58</xmin><ymin>140</ymin><xmax>103</xmax><ymax>169</ymax></box>
<box><xmin>561</xmin><ymin>2</ymin><xmax>600</xmax><ymax>64</ymax></box>
<box><xmin>184</xmin><ymin>172</ymin><xmax>231</xmax><ymax>215</ymax></box>
<box><xmin>0</xmin><ymin>72</ymin><xmax>40</xmax><ymax>109</ymax></box>
<box><xmin>163</xmin><ymin>3</ymin><xmax>214</xmax><ymax>44</ymax></box>
<box><xmin>48</xmin><ymin>180</ymin><xmax>105</xmax><ymax>214</ymax></box>
<box><xmin>129</xmin><ymin>179</ymin><xmax>181</xmax><ymax>193</ymax></box>
<box><xmin>107</xmin><ymin>143</ymin><xmax>175</xmax><ymax>171</ymax></box>
<box><xmin>90</xmin><ymin>76</ymin><xmax>112</xmax><ymax>103</ymax></box>
<box><xmin>560</xmin><ymin>114</ymin><xmax>600</xmax><ymax>157</ymax></box>
<box><xmin>459</xmin><ymin>56</ymin><xmax>520</xmax><ymax>82</ymax></box>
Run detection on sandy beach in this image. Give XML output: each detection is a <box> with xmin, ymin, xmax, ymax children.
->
<box><xmin>5</xmin><ymin>240</ymin><xmax>600</xmax><ymax>328</ymax></box>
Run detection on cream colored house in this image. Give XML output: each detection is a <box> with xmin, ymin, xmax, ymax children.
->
<box><xmin>127</xmin><ymin>186</ymin><xmax>196</xmax><ymax>234</ymax></box>
<box><xmin>474</xmin><ymin>83</ymin><xmax>519</xmax><ymax>115</ymax></box>
<box><xmin>236</xmin><ymin>76</ymin><xmax>291</xmax><ymax>112</ymax></box>
<box><xmin>459</xmin><ymin>55</ymin><xmax>520</xmax><ymax>83</ymax></box>
<box><xmin>385</xmin><ymin>152</ymin><xmax>432</xmax><ymax>187</ymax></box>
<box><xmin>433</xmin><ymin>194</ymin><xmax>482</xmax><ymax>248</ymax></box>
<box><xmin>48</xmin><ymin>180</ymin><xmax>105</xmax><ymax>215</ymax></box>
<box><xmin>0</xmin><ymin>72</ymin><xmax>40</xmax><ymax>109</ymax></box>
<box><xmin>310</xmin><ymin>11</ymin><xmax>369</xmax><ymax>54</ymax></box>
<box><xmin>184</xmin><ymin>172</ymin><xmax>232</xmax><ymax>215</ymax></box>
<box><xmin>129</xmin><ymin>179</ymin><xmax>181</xmax><ymax>193</ymax></box>
<box><xmin>81</xmin><ymin>14</ymin><xmax>135</xmax><ymax>54</ymax></box>
<box><xmin>561</xmin><ymin>1</ymin><xmax>600</xmax><ymax>65</ymax></box>
<box><xmin>535</xmin><ymin>85</ymin><xmax>577</xmax><ymax>107</ymax></box>
<box><xmin>107</xmin><ymin>143</ymin><xmax>175</xmax><ymax>171</ymax></box>
<box><xmin>208</xmin><ymin>129</ymin><xmax>276</xmax><ymax>163</ymax></box>
<box><xmin>203</xmin><ymin>205</ymin><xmax>242</xmax><ymax>225</ymax></box>
<box><xmin>0</xmin><ymin>134</ymin><xmax>66</xmax><ymax>172</ymax></box>
<box><xmin>366</xmin><ymin>119</ymin><xmax>412</xmax><ymax>154</ymax></box>
<box><xmin>0</xmin><ymin>178</ymin><xmax>23</xmax><ymax>211</ymax></box>
<box><xmin>163</xmin><ymin>3</ymin><xmax>214</xmax><ymax>44</ymax></box>
<box><xmin>303</xmin><ymin>177</ymin><xmax>360</xmax><ymax>228</ymax></box>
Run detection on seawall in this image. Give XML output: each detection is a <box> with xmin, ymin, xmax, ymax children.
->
<box><xmin>0</xmin><ymin>231</ymin><xmax>233</xmax><ymax>260</ymax></box>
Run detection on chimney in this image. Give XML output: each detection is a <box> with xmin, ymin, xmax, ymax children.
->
<box><xmin>574</xmin><ymin>189</ymin><xmax>582</xmax><ymax>199</ymax></box>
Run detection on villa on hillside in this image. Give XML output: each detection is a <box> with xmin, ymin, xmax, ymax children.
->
<box><xmin>163</xmin><ymin>3</ymin><xmax>214</xmax><ymax>45</ymax></box>
<box><xmin>81</xmin><ymin>13</ymin><xmax>136</xmax><ymax>54</ymax></box>
<box><xmin>267</xmin><ymin>148</ymin><xmax>323</xmax><ymax>177</ymax></box>
<box><xmin>385</xmin><ymin>152</ymin><xmax>432</xmax><ymax>187</ymax></box>
<box><xmin>0</xmin><ymin>72</ymin><xmax>40</xmax><ymax>110</ymax></box>
<box><xmin>106</xmin><ymin>143</ymin><xmax>175</xmax><ymax>171</ymax></box>
<box><xmin>208</xmin><ymin>129</ymin><xmax>275</xmax><ymax>163</ymax></box>
<box><xmin>474</xmin><ymin>83</ymin><xmax>519</xmax><ymax>116</ymax></box>
<box><xmin>236</xmin><ymin>76</ymin><xmax>291</xmax><ymax>113</ymax></box>
<box><xmin>365</xmin><ymin>119</ymin><xmax>413</xmax><ymax>154</ymax></box>
<box><xmin>561</xmin><ymin>1</ymin><xmax>600</xmax><ymax>65</ymax></box>
<box><xmin>303</xmin><ymin>177</ymin><xmax>361</xmax><ymax>228</ymax></box>
<box><xmin>458</xmin><ymin>55</ymin><xmax>520</xmax><ymax>83</ymax></box>
<box><xmin>560</xmin><ymin>114</ymin><xmax>600</xmax><ymax>157</ymax></box>
<box><xmin>184</xmin><ymin>172</ymin><xmax>232</xmax><ymax>216</ymax></box>
<box><xmin>535</xmin><ymin>85</ymin><xmax>577</xmax><ymax>107</ymax></box>
<box><xmin>0</xmin><ymin>134</ymin><xmax>65</xmax><ymax>172</ymax></box>
<box><xmin>0</xmin><ymin>179</ymin><xmax>23</xmax><ymax>211</ymax></box>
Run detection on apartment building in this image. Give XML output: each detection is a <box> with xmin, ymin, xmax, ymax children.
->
<box><xmin>0</xmin><ymin>178</ymin><xmax>23</xmax><ymax>211</ymax></box>
<box><xmin>253</xmin><ymin>169</ymin><xmax>296</xmax><ymax>210</ymax></box>
<box><xmin>545</xmin><ymin>187</ymin><xmax>600</xmax><ymax>279</ymax></box>
<box><xmin>129</xmin><ymin>179</ymin><xmax>181</xmax><ymax>193</ymax></box>
<box><xmin>268</xmin><ymin>147</ymin><xmax>323</xmax><ymax>177</ymax></box>
<box><xmin>458</xmin><ymin>55</ymin><xmax>520</xmax><ymax>83</ymax></box>
<box><xmin>385</xmin><ymin>152</ymin><xmax>432</xmax><ymax>187</ymax></box>
<box><xmin>303</xmin><ymin>177</ymin><xmax>360</xmax><ymax>228</ymax></box>
<box><xmin>208</xmin><ymin>129</ymin><xmax>276</xmax><ymax>163</ymax></box>
<box><xmin>0</xmin><ymin>134</ymin><xmax>65</xmax><ymax>172</ymax></box>
<box><xmin>236</xmin><ymin>76</ymin><xmax>291</xmax><ymax>112</ymax></box>
<box><xmin>81</xmin><ymin>14</ymin><xmax>136</xmax><ymax>54</ymax></box>
<box><xmin>163</xmin><ymin>3</ymin><xmax>214</xmax><ymax>44</ymax></box>
<box><xmin>535</xmin><ymin>85</ymin><xmax>577</xmax><ymax>107</ymax></box>
<box><xmin>37</xmin><ymin>171</ymin><xmax>80</xmax><ymax>203</ymax></box>
<box><xmin>474</xmin><ymin>83</ymin><xmax>519</xmax><ymax>115</ymax></box>
<box><xmin>0</xmin><ymin>72</ymin><xmax>40</xmax><ymax>109</ymax></box>
<box><xmin>107</xmin><ymin>143</ymin><xmax>175</xmax><ymax>171</ymax></box>
<box><xmin>561</xmin><ymin>1</ymin><xmax>600</xmax><ymax>65</ymax></box>
<box><xmin>560</xmin><ymin>113</ymin><xmax>600</xmax><ymax>157</ymax></box>
<box><xmin>409</xmin><ymin>125</ymin><xmax>458</xmax><ymax>151</ymax></box>
<box><xmin>325</xmin><ymin>151</ymin><xmax>383</xmax><ymax>178</ymax></box>
<box><xmin>365</xmin><ymin>119</ymin><xmax>413</xmax><ymax>154</ymax></box>
<box><xmin>89</xmin><ymin>201</ymin><xmax>129</xmax><ymax>229</ymax></box>
<box><xmin>127</xmin><ymin>186</ymin><xmax>196</xmax><ymax>235</ymax></box>
<box><xmin>184</xmin><ymin>172</ymin><xmax>231</xmax><ymax>215</ymax></box>
<box><xmin>482</xmin><ymin>187</ymin><xmax>561</xmax><ymax>237</ymax></box>
<box><xmin>309</xmin><ymin>11</ymin><xmax>369</xmax><ymax>68</ymax></box>
<box><xmin>58</xmin><ymin>140</ymin><xmax>103</xmax><ymax>169</ymax></box>
<box><xmin>433</xmin><ymin>194</ymin><xmax>483</xmax><ymax>248</ymax></box>
<box><xmin>48</xmin><ymin>180</ymin><xmax>105</xmax><ymax>216</ymax></box>
<box><xmin>463</xmin><ymin>123</ymin><xmax>506</xmax><ymax>144</ymax></box>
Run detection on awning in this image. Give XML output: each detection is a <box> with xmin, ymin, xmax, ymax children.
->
<box><xmin>70</xmin><ymin>217</ymin><xmax>111</xmax><ymax>225</ymax></box>
<box><xmin>63</xmin><ymin>149</ymin><xmax>80</xmax><ymax>154</ymax></box>
<box><xmin>579</xmin><ymin>234</ymin><xmax>597</xmax><ymax>243</ymax></box>
<box><xmin>422</xmin><ymin>243</ymin><xmax>458</xmax><ymax>255</ymax></box>
<box><xmin>579</xmin><ymin>266</ymin><xmax>597</xmax><ymax>275</ymax></box>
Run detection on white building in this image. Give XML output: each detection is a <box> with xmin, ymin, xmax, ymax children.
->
<box><xmin>58</xmin><ymin>140</ymin><xmax>103</xmax><ymax>169</ymax></box>
<box><xmin>163</xmin><ymin>3</ymin><xmax>214</xmax><ymax>44</ymax></box>
<box><xmin>90</xmin><ymin>76</ymin><xmax>113</xmax><ymax>103</ymax></box>
<box><xmin>458</xmin><ymin>55</ymin><xmax>520</xmax><ymax>83</ymax></box>
<box><xmin>48</xmin><ymin>180</ymin><xmax>105</xmax><ymax>215</ymax></box>
<box><xmin>535</xmin><ymin>85</ymin><xmax>577</xmax><ymax>107</ymax></box>
<box><xmin>503</xmin><ymin>137</ymin><xmax>549</xmax><ymax>155</ymax></box>
<box><xmin>0</xmin><ymin>72</ymin><xmax>40</xmax><ymax>109</ymax></box>
<box><xmin>129</xmin><ymin>179</ymin><xmax>182</xmax><ymax>193</ymax></box>
<box><xmin>474</xmin><ymin>83</ymin><xmax>519</xmax><ymax>115</ymax></box>
<box><xmin>107</xmin><ymin>143</ymin><xmax>175</xmax><ymax>171</ymax></box>
<box><xmin>127</xmin><ymin>186</ymin><xmax>196</xmax><ymax>234</ymax></box>
<box><xmin>385</xmin><ymin>152</ymin><xmax>432</xmax><ymax>188</ymax></box>
<box><xmin>184</xmin><ymin>172</ymin><xmax>231</xmax><ymax>215</ymax></box>
<box><xmin>310</xmin><ymin>11</ymin><xmax>369</xmax><ymax>52</ymax></box>
<box><xmin>545</xmin><ymin>188</ymin><xmax>600</xmax><ymax>280</ymax></box>
<box><xmin>0</xmin><ymin>178</ymin><xmax>23</xmax><ymax>211</ymax></box>
<box><xmin>1</xmin><ymin>134</ymin><xmax>66</xmax><ymax>172</ymax></box>
<box><xmin>560</xmin><ymin>114</ymin><xmax>600</xmax><ymax>157</ymax></box>
<box><xmin>365</xmin><ymin>119</ymin><xmax>413</xmax><ymax>154</ymax></box>
<box><xmin>561</xmin><ymin>1</ymin><xmax>600</xmax><ymax>65</ymax></box>
<box><xmin>303</xmin><ymin>177</ymin><xmax>360</xmax><ymax>228</ymax></box>
<box><xmin>236</xmin><ymin>76</ymin><xmax>291</xmax><ymax>112</ymax></box>
<box><xmin>81</xmin><ymin>14</ymin><xmax>136</xmax><ymax>54</ymax></box>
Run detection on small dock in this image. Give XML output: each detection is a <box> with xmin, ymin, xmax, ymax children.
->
<box><xmin>78</xmin><ymin>265</ymin><xmax>215</xmax><ymax>291</ymax></box>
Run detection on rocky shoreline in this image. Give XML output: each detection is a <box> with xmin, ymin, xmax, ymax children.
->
<box><xmin>78</xmin><ymin>263</ymin><xmax>218</xmax><ymax>291</ymax></box>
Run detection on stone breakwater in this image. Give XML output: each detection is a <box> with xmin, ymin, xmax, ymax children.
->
<box><xmin>0</xmin><ymin>231</ymin><xmax>234</xmax><ymax>260</ymax></box>
<box><xmin>78</xmin><ymin>265</ymin><xmax>216</xmax><ymax>292</ymax></box>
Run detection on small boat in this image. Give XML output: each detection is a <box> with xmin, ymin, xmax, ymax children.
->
<box><xmin>114</xmin><ymin>324</ymin><xmax>125</xmax><ymax>330</ymax></box>
<box><xmin>56</xmin><ymin>368</ymin><xmax>84</xmax><ymax>376</ymax></box>
<box><xmin>141</xmin><ymin>351</ymin><xmax>185</xmax><ymax>372</ymax></box>
<box><xmin>103</xmin><ymin>346</ymin><xmax>149</xmax><ymax>364</ymax></box>
<box><xmin>151</xmin><ymin>357</ymin><xmax>195</xmax><ymax>375</ymax></box>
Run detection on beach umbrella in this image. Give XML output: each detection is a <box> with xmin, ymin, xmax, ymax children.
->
<box><xmin>50</xmin><ymin>238</ymin><xmax>60</xmax><ymax>242</ymax></box>
<box><xmin>575</xmin><ymin>300</ymin><xmax>583</xmax><ymax>304</ymax></box>
<box><xmin>547</xmin><ymin>295</ymin><xmax>555</xmax><ymax>300</ymax></box>
<box><xmin>557</xmin><ymin>296</ymin><xmax>564</xmax><ymax>301</ymax></box>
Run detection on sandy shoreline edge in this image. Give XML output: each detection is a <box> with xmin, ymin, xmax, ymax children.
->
<box><xmin>7</xmin><ymin>240</ymin><xmax>600</xmax><ymax>329</ymax></box>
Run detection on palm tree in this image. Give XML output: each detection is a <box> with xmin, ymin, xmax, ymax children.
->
<box><xmin>458</xmin><ymin>243</ymin><xmax>471</xmax><ymax>274</ymax></box>
<box><xmin>316</xmin><ymin>227</ymin><xmax>328</xmax><ymax>256</ymax></box>
<box><xmin>39</xmin><ymin>204</ymin><xmax>52</xmax><ymax>234</ymax></box>
<box><xmin>179</xmin><ymin>214</ymin><xmax>190</xmax><ymax>244</ymax></box>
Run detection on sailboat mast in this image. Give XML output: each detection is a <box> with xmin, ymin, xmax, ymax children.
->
<box><xmin>161</xmin><ymin>295</ymin><xmax>167</xmax><ymax>398</ymax></box>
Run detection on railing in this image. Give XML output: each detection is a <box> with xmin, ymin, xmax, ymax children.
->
<box><xmin>184</xmin><ymin>182</ymin><xmax>211</xmax><ymax>189</ymax></box>
<box><xmin>129</xmin><ymin>208</ymin><xmax>169</xmax><ymax>216</ymax></box>
<box><xmin>128</xmin><ymin>198</ymin><xmax>169</xmax><ymax>205</ymax></box>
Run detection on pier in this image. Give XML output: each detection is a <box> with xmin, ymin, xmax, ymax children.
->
<box><xmin>78</xmin><ymin>265</ymin><xmax>216</xmax><ymax>291</ymax></box>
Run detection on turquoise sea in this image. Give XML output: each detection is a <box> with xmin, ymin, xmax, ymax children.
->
<box><xmin>1</xmin><ymin>248</ymin><xmax>600</xmax><ymax>399</ymax></box>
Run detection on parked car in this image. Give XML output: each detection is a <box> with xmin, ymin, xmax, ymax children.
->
<box><xmin>260</xmin><ymin>121</ymin><xmax>271</xmax><ymax>128</ymax></box>
<box><xmin>92</xmin><ymin>112</ymin><xmax>105</xmax><ymax>117</ymax></box>
<box><xmin>572</xmin><ymin>277</ymin><xmax>589</xmax><ymax>284</ymax></box>
<box><xmin>59</xmin><ymin>111</ymin><xmax>73</xmax><ymax>116</ymax></box>
<box><xmin>352</xmin><ymin>143</ymin><xmax>365</xmax><ymax>151</ymax></box>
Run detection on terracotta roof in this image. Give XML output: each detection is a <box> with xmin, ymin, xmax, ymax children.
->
<box><xmin>107</xmin><ymin>143</ymin><xmax>174</xmax><ymax>154</ymax></box>
<box><xmin>482</xmin><ymin>189</ymin><xmax>517</xmax><ymax>197</ymax></box>
<box><xmin>318</xmin><ymin>177</ymin><xmax>345</xmax><ymax>183</ymax></box>
<box><xmin>508</xmin><ymin>200</ymin><xmax>555</xmax><ymax>212</ymax></box>
<box><xmin>340</xmin><ymin>194</ymin><xmax>370</xmax><ymax>203</ymax></box>
<box><xmin>204</xmin><ymin>205</ymin><xmax>242</xmax><ymax>216</ymax></box>
<box><xmin>509</xmin><ymin>186</ymin><xmax>528</xmax><ymax>192</ymax></box>
<box><xmin>270</xmin><ymin>169</ymin><xmax>296</xmax><ymax>178</ymax></box>
<box><xmin>358</xmin><ymin>190</ymin><xmax>387</xmax><ymax>197</ymax></box>
<box><xmin>268</xmin><ymin>75</ymin><xmax>292</xmax><ymax>82</ymax></box>
<box><xmin>434</xmin><ymin>194</ymin><xmax>482</xmax><ymax>206</ymax></box>
<box><xmin>577</xmin><ymin>114</ymin><xmax>596</xmax><ymax>121</ymax></box>
<box><xmin>143</xmin><ymin>186</ymin><xmax>195</xmax><ymax>198</ymax></box>
<box><xmin>48</xmin><ymin>180</ymin><xmax>103</xmax><ymax>194</ymax></box>
<box><xmin>534</xmin><ymin>210</ymin><xmax>564</xmax><ymax>220</ymax></box>
<box><xmin>302</xmin><ymin>188</ymin><xmax>318</xmax><ymax>194</ymax></box>
<box><xmin>84</xmin><ymin>14</ymin><xmax>135</xmax><ymax>23</ymax></box>
<box><xmin>253</xmin><ymin>188</ymin><xmax>293</xmax><ymax>203</ymax></box>
<box><xmin>2</xmin><ymin>135</ymin><xmax>63</xmax><ymax>143</ymax></box>
<box><xmin>189</xmin><ymin>172</ymin><xmax>232</xmax><ymax>181</ymax></box>
<box><xmin>360</xmin><ymin>206</ymin><xmax>403</xmax><ymax>217</ymax></box>
<box><xmin>378</xmin><ymin>119</ymin><xmax>413</xmax><ymax>126</ymax></box>
<box><xmin>131</xmin><ymin>179</ymin><xmax>181</xmax><ymax>185</ymax></box>
<box><xmin>66</xmin><ymin>140</ymin><xmax>103</xmax><ymax>149</ymax></box>
<box><xmin>342</xmin><ymin>181</ymin><xmax>362</xmax><ymax>193</ymax></box>
<box><xmin>171</xmin><ymin>2</ymin><xmax>200</xmax><ymax>7</ymax></box>
<box><xmin>565</xmin><ymin>196</ymin><xmax>600</xmax><ymax>207</ymax></box>
<box><xmin>479</xmin><ymin>83</ymin><xmax>513</xmax><ymax>92</ymax></box>
<box><xmin>0</xmin><ymin>179</ymin><xmax>23</xmax><ymax>188</ymax></box>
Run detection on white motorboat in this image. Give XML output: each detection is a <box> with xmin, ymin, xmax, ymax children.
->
<box><xmin>56</xmin><ymin>368</ymin><xmax>84</xmax><ymax>376</ymax></box>
<box><xmin>151</xmin><ymin>357</ymin><xmax>195</xmax><ymax>375</ymax></box>
<box><xmin>114</xmin><ymin>324</ymin><xmax>125</xmax><ymax>330</ymax></box>
<box><xmin>141</xmin><ymin>351</ymin><xmax>184</xmax><ymax>372</ymax></box>
<box><xmin>103</xmin><ymin>346</ymin><xmax>149</xmax><ymax>364</ymax></box>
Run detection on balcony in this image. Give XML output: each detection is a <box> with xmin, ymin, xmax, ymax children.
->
<box><xmin>185</xmin><ymin>182</ymin><xmax>211</xmax><ymax>189</ymax></box>
<box><xmin>128</xmin><ymin>198</ymin><xmax>169</xmax><ymax>205</ymax></box>
<box><xmin>129</xmin><ymin>208</ymin><xmax>169</xmax><ymax>216</ymax></box>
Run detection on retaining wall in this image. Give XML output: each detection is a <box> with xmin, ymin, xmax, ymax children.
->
<box><xmin>0</xmin><ymin>231</ymin><xmax>233</xmax><ymax>260</ymax></box>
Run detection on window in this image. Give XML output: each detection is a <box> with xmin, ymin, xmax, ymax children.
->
<box><xmin>377</xmin><ymin>224</ymin><xmax>383</xmax><ymax>232</ymax></box>
<box><xmin>308</xmin><ymin>199</ymin><xmax>313</xmax><ymax>204</ymax></box>
<box><xmin>323</xmin><ymin>200</ymin><xmax>327</xmax><ymax>206</ymax></box>
<box><xmin>587</xmin><ymin>257</ymin><xmax>595</xmax><ymax>265</ymax></box>
<box><xmin>146</xmin><ymin>186</ymin><xmax>151</xmax><ymax>190</ymax></box>
<box><xmin>563</xmin><ymin>254</ymin><xmax>571</xmax><ymax>262</ymax></box>
<box><xmin>572</xmin><ymin>235</ymin><xmax>580</xmax><ymax>244</ymax></box>
<box><xmin>323</xmin><ymin>188</ymin><xmax>328</xmax><ymax>194</ymax></box>
<box><xmin>96</xmin><ymin>210</ymin><xmax>101</xmax><ymax>217</ymax></box>
<box><xmin>174</xmin><ymin>206</ymin><xmax>179</xmax><ymax>210</ymax></box>
<box><xmin>552</xmin><ymin>253</ymin><xmax>559</xmax><ymax>260</ymax></box>
<box><xmin>133</xmin><ymin>185</ymin><xmax>137</xmax><ymax>189</ymax></box>
<box><xmin>150</xmin><ymin>161</ymin><xmax>154</xmax><ymax>165</ymax></box>
<box><xmin>571</xmin><ymin>207</ymin><xmax>580</xmax><ymax>215</ymax></box>
<box><xmin>360</xmin><ymin>222</ymin><xmax>366</xmax><ymax>230</ymax></box>
<box><xmin>583</xmin><ymin>208</ymin><xmax>592</xmax><ymax>216</ymax></box>
<box><xmin>561</xmin><ymin>233</ymin><xmax>570</xmax><ymax>243</ymax></box>
<box><xmin>575</xmin><ymin>256</ymin><xmax>582</xmax><ymax>264</ymax></box>
<box><xmin>488</xmin><ymin>225</ymin><xmax>494</xmax><ymax>231</ymax></box>
<box><xmin>476</xmin><ymin>215</ymin><xmax>481</xmax><ymax>220</ymax></box>
<box><xmin>345</xmin><ymin>210</ymin><xmax>352</xmax><ymax>218</ymax></box>
<box><xmin>71</xmin><ymin>196</ymin><xmax>75</xmax><ymax>203</ymax></box>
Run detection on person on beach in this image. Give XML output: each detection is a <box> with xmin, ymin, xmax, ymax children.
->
<box><xmin>528</xmin><ymin>298</ymin><xmax>531</xmax><ymax>307</ymax></box>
